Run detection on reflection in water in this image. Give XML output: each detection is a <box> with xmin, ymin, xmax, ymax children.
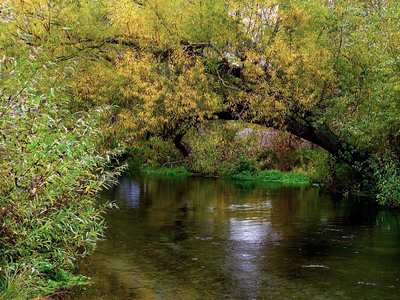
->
<box><xmin>225</xmin><ymin>218</ymin><xmax>278</xmax><ymax>299</ymax></box>
<box><xmin>74</xmin><ymin>173</ymin><xmax>400</xmax><ymax>300</ymax></box>
<box><xmin>111</xmin><ymin>177</ymin><xmax>141</xmax><ymax>209</ymax></box>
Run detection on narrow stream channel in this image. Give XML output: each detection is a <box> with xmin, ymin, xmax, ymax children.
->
<box><xmin>74</xmin><ymin>172</ymin><xmax>400</xmax><ymax>299</ymax></box>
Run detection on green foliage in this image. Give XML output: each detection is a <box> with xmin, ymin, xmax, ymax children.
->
<box><xmin>363</xmin><ymin>155</ymin><xmax>400</xmax><ymax>206</ymax></box>
<box><xmin>0</xmin><ymin>59</ymin><xmax>124</xmax><ymax>298</ymax></box>
<box><xmin>231</xmin><ymin>169</ymin><xmax>310</xmax><ymax>185</ymax></box>
<box><xmin>187</xmin><ymin>123</ymin><xmax>237</xmax><ymax>176</ymax></box>
<box><xmin>189</xmin><ymin>138</ymin><xmax>221</xmax><ymax>176</ymax></box>
<box><xmin>140</xmin><ymin>166</ymin><xmax>193</xmax><ymax>177</ymax></box>
<box><xmin>376</xmin><ymin>210</ymin><xmax>400</xmax><ymax>231</ymax></box>
<box><xmin>229</xmin><ymin>149</ymin><xmax>332</xmax><ymax>186</ymax></box>
<box><xmin>186</xmin><ymin>122</ymin><xmax>263</xmax><ymax>176</ymax></box>
<box><xmin>290</xmin><ymin>150</ymin><xmax>333</xmax><ymax>185</ymax></box>
<box><xmin>126</xmin><ymin>137</ymin><xmax>182</xmax><ymax>168</ymax></box>
<box><xmin>223</xmin><ymin>147</ymin><xmax>311</xmax><ymax>185</ymax></box>
<box><xmin>230</xmin><ymin>155</ymin><xmax>259</xmax><ymax>175</ymax></box>
<box><xmin>259</xmin><ymin>149</ymin><xmax>278</xmax><ymax>165</ymax></box>
<box><xmin>0</xmin><ymin>263</ymin><xmax>88</xmax><ymax>300</ymax></box>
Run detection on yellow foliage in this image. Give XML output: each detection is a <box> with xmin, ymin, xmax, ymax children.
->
<box><xmin>2</xmin><ymin>0</ymin><xmax>400</xmax><ymax>155</ymax></box>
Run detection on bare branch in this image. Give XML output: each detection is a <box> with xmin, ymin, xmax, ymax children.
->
<box><xmin>209</xmin><ymin>40</ymin><xmax>221</xmax><ymax>55</ymax></box>
<box><xmin>216</xmin><ymin>67</ymin><xmax>241</xmax><ymax>91</ymax></box>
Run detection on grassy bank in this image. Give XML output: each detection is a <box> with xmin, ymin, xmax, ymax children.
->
<box><xmin>230</xmin><ymin>169</ymin><xmax>310</xmax><ymax>185</ymax></box>
<box><xmin>128</xmin><ymin>159</ymin><xmax>315</xmax><ymax>186</ymax></box>
<box><xmin>135</xmin><ymin>164</ymin><xmax>310</xmax><ymax>185</ymax></box>
<box><xmin>126</xmin><ymin>122</ymin><xmax>333</xmax><ymax>186</ymax></box>
<box><xmin>139</xmin><ymin>166</ymin><xmax>194</xmax><ymax>177</ymax></box>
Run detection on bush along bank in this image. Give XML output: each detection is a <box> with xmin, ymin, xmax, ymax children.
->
<box><xmin>225</xmin><ymin>153</ymin><xmax>322</xmax><ymax>186</ymax></box>
<box><xmin>126</xmin><ymin>121</ymin><xmax>333</xmax><ymax>185</ymax></box>
<box><xmin>125</xmin><ymin>120</ymin><xmax>400</xmax><ymax>203</ymax></box>
<box><xmin>126</xmin><ymin>146</ymin><xmax>331</xmax><ymax>186</ymax></box>
<box><xmin>0</xmin><ymin>60</ymin><xmax>125</xmax><ymax>299</ymax></box>
<box><xmin>230</xmin><ymin>169</ymin><xmax>310</xmax><ymax>185</ymax></box>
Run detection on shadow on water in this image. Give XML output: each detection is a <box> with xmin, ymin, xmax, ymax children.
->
<box><xmin>73</xmin><ymin>172</ymin><xmax>400</xmax><ymax>299</ymax></box>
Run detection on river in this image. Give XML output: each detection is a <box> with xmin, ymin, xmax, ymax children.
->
<box><xmin>73</xmin><ymin>172</ymin><xmax>400</xmax><ymax>299</ymax></box>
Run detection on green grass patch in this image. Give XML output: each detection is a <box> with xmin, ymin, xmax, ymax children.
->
<box><xmin>230</xmin><ymin>169</ymin><xmax>310</xmax><ymax>185</ymax></box>
<box><xmin>139</xmin><ymin>166</ymin><xmax>194</xmax><ymax>177</ymax></box>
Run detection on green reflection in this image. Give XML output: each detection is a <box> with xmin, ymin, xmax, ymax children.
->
<box><xmin>377</xmin><ymin>210</ymin><xmax>400</xmax><ymax>232</ymax></box>
<box><xmin>74</xmin><ymin>173</ymin><xmax>400</xmax><ymax>300</ymax></box>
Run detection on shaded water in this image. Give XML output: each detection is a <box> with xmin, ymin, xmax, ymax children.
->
<box><xmin>74</xmin><ymin>172</ymin><xmax>400</xmax><ymax>299</ymax></box>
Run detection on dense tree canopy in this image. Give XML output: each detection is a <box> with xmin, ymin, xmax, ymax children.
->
<box><xmin>1</xmin><ymin>0</ymin><xmax>400</xmax><ymax>161</ymax></box>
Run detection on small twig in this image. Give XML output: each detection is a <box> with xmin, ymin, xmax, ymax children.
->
<box><xmin>239</xmin><ymin>101</ymin><xmax>248</xmax><ymax>116</ymax></box>
<box><xmin>209</xmin><ymin>40</ymin><xmax>221</xmax><ymax>55</ymax></box>
<box><xmin>182</xmin><ymin>43</ymin><xmax>209</xmax><ymax>52</ymax></box>
<box><xmin>216</xmin><ymin>67</ymin><xmax>241</xmax><ymax>91</ymax></box>
<box><xmin>318</xmin><ymin>83</ymin><xmax>326</xmax><ymax>105</ymax></box>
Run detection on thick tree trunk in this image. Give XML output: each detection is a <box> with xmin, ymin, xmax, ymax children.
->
<box><xmin>212</xmin><ymin>112</ymin><xmax>368</xmax><ymax>164</ymax></box>
<box><xmin>170</xmin><ymin>110</ymin><xmax>367</xmax><ymax>164</ymax></box>
<box><xmin>173</xmin><ymin>133</ymin><xmax>190</xmax><ymax>157</ymax></box>
<box><xmin>283</xmin><ymin>118</ymin><xmax>366</xmax><ymax>163</ymax></box>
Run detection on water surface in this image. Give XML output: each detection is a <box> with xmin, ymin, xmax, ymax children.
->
<box><xmin>74</xmin><ymin>173</ymin><xmax>400</xmax><ymax>299</ymax></box>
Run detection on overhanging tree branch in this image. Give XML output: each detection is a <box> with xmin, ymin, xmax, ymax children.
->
<box><xmin>168</xmin><ymin>107</ymin><xmax>368</xmax><ymax>165</ymax></box>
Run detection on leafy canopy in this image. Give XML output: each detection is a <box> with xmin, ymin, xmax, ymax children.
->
<box><xmin>2</xmin><ymin>0</ymin><xmax>400</xmax><ymax>156</ymax></box>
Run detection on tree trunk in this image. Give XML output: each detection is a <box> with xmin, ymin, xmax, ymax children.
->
<box><xmin>170</xmin><ymin>110</ymin><xmax>367</xmax><ymax>165</ymax></box>
<box><xmin>173</xmin><ymin>133</ymin><xmax>190</xmax><ymax>157</ymax></box>
<box><xmin>213</xmin><ymin>112</ymin><xmax>367</xmax><ymax>164</ymax></box>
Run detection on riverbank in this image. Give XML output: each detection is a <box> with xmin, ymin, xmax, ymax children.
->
<box><xmin>130</xmin><ymin>148</ymin><xmax>330</xmax><ymax>186</ymax></box>
<box><xmin>136</xmin><ymin>165</ymin><xmax>310</xmax><ymax>185</ymax></box>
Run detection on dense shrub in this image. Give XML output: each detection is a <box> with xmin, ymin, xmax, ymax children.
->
<box><xmin>290</xmin><ymin>150</ymin><xmax>334</xmax><ymax>185</ymax></box>
<box><xmin>0</xmin><ymin>59</ymin><xmax>124</xmax><ymax>298</ymax></box>
<box><xmin>360</xmin><ymin>154</ymin><xmax>400</xmax><ymax>206</ymax></box>
<box><xmin>187</xmin><ymin>122</ymin><xmax>261</xmax><ymax>176</ymax></box>
<box><xmin>126</xmin><ymin>137</ymin><xmax>182</xmax><ymax>168</ymax></box>
<box><xmin>129</xmin><ymin>123</ymin><xmax>329</xmax><ymax>186</ymax></box>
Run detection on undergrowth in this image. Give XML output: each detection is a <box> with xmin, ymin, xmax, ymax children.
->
<box><xmin>0</xmin><ymin>58</ymin><xmax>124</xmax><ymax>299</ymax></box>
<box><xmin>356</xmin><ymin>154</ymin><xmax>400</xmax><ymax>206</ymax></box>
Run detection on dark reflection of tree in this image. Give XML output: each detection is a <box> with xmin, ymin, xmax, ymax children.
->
<box><xmin>377</xmin><ymin>210</ymin><xmax>400</xmax><ymax>232</ymax></box>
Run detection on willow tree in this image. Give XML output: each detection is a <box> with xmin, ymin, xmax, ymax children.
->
<box><xmin>2</xmin><ymin>0</ymin><xmax>400</xmax><ymax>162</ymax></box>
